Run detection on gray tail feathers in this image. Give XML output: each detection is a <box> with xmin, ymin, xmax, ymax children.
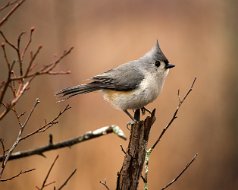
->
<box><xmin>56</xmin><ymin>84</ymin><xmax>100</xmax><ymax>100</ymax></box>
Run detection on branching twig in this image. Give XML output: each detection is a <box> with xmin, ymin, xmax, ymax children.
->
<box><xmin>20</xmin><ymin>104</ymin><xmax>71</xmax><ymax>141</ymax></box>
<box><xmin>100</xmin><ymin>179</ymin><xmax>111</xmax><ymax>190</ymax></box>
<box><xmin>0</xmin><ymin>125</ymin><xmax>126</xmax><ymax>162</ymax></box>
<box><xmin>0</xmin><ymin>99</ymin><xmax>40</xmax><ymax>178</ymax></box>
<box><xmin>120</xmin><ymin>144</ymin><xmax>126</xmax><ymax>155</ymax></box>
<box><xmin>142</xmin><ymin>78</ymin><xmax>197</xmax><ymax>189</ymax></box>
<box><xmin>24</xmin><ymin>45</ymin><xmax>42</xmax><ymax>77</ymax></box>
<box><xmin>0</xmin><ymin>28</ymin><xmax>73</xmax><ymax>121</ymax></box>
<box><xmin>36</xmin><ymin>156</ymin><xmax>77</xmax><ymax>190</ymax></box>
<box><xmin>0</xmin><ymin>168</ymin><xmax>35</xmax><ymax>182</ymax></box>
<box><xmin>161</xmin><ymin>153</ymin><xmax>198</xmax><ymax>190</ymax></box>
<box><xmin>0</xmin><ymin>30</ymin><xmax>17</xmax><ymax>50</ymax></box>
<box><xmin>11</xmin><ymin>46</ymin><xmax>73</xmax><ymax>81</ymax></box>
<box><xmin>151</xmin><ymin>77</ymin><xmax>197</xmax><ymax>150</ymax></box>
<box><xmin>0</xmin><ymin>28</ymin><xmax>73</xmax><ymax>120</ymax></box>
<box><xmin>0</xmin><ymin>101</ymin><xmax>70</xmax><ymax>180</ymax></box>
<box><xmin>0</xmin><ymin>80</ymin><xmax>28</xmax><ymax>121</ymax></box>
<box><xmin>38</xmin><ymin>155</ymin><xmax>59</xmax><ymax>190</ymax></box>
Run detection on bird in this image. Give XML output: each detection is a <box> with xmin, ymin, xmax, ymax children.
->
<box><xmin>56</xmin><ymin>40</ymin><xmax>175</xmax><ymax>121</ymax></box>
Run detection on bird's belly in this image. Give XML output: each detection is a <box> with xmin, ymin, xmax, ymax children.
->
<box><xmin>102</xmin><ymin>85</ymin><xmax>160</xmax><ymax>110</ymax></box>
<box><xmin>102</xmin><ymin>73</ymin><xmax>166</xmax><ymax>110</ymax></box>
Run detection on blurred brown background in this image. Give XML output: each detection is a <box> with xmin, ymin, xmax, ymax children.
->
<box><xmin>1</xmin><ymin>0</ymin><xmax>238</xmax><ymax>189</ymax></box>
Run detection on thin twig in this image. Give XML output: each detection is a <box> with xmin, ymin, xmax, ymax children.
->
<box><xmin>161</xmin><ymin>153</ymin><xmax>198</xmax><ymax>190</ymax></box>
<box><xmin>20</xmin><ymin>104</ymin><xmax>71</xmax><ymax>141</ymax></box>
<box><xmin>120</xmin><ymin>144</ymin><xmax>126</xmax><ymax>155</ymax></box>
<box><xmin>0</xmin><ymin>139</ymin><xmax>6</xmax><ymax>170</ymax></box>
<box><xmin>17</xmin><ymin>31</ymin><xmax>26</xmax><ymax>76</ymax></box>
<box><xmin>21</xmin><ymin>98</ymin><xmax>40</xmax><ymax>128</ymax></box>
<box><xmin>0</xmin><ymin>58</ymin><xmax>15</xmax><ymax>104</ymax></box>
<box><xmin>0</xmin><ymin>168</ymin><xmax>35</xmax><ymax>182</ymax></box>
<box><xmin>100</xmin><ymin>180</ymin><xmax>110</xmax><ymax>190</ymax></box>
<box><xmin>21</xmin><ymin>27</ymin><xmax>35</xmax><ymax>61</ymax></box>
<box><xmin>143</xmin><ymin>148</ymin><xmax>151</xmax><ymax>190</ymax></box>
<box><xmin>142</xmin><ymin>78</ymin><xmax>197</xmax><ymax>190</ymax></box>
<box><xmin>151</xmin><ymin>77</ymin><xmax>197</xmax><ymax>150</ymax></box>
<box><xmin>0</xmin><ymin>31</ymin><xmax>18</xmax><ymax>51</ymax></box>
<box><xmin>0</xmin><ymin>0</ymin><xmax>26</xmax><ymax>27</ymax></box>
<box><xmin>46</xmin><ymin>71</ymin><xmax>71</xmax><ymax>75</ymax></box>
<box><xmin>0</xmin><ymin>79</ymin><xmax>29</xmax><ymax>121</ymax></box>
<box><xmin>0</xmin><ymin>39</ymin><xmax>72</xmax><ymax>121</ymax></box>
<box><xmin>24</xmin><ymin>45</ymin><xmax>42</xmax><ymax>77</ymax></box>
<box><xmin>0</xmin><ymin>99</ymin><xmax>40</xmax><ymax>178</ymax></box>
<box><xmin>1</xmin><ymin>43</ymin><xmax>11</xmax><ymax>70</ymax></box>
<box><xmin>39</xmin><ymin>155</ymin><xmax>59</xmax><ymax>190</ymax></box>
<box><xmin>11</xmin><ymin>47</ymin><xmax>73</xmax><ymax>81</ymax></box>
<box><xmin>57</xmin><ymin>169</ymin><xmax>77</xmax><ymax>190</ymax></box>
<box><xmin>38</xmin><ymin>47</ymin><xmax>74</xmax><ymax>74</ymax></box>
<box><xmin>0</xmin><ymin>0</ymin><xmax>19</xmax><ymax>12</ymax></box>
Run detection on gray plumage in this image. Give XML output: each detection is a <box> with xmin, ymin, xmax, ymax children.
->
<box><xmin>56</xmin><ymin>40</ymin><xmax>174</xmax><ymax>116</ymax></box>
<box><xmin>56</xmin><ymin>61</ymin><xmax>145</xmax><ymax>98</ymax></box>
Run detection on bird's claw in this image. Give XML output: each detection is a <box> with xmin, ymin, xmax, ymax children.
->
<box><xmin>126</xmin><ymin>120</ymin><xmax>139</xmax><ymax>129</ymax></box>
<box><xmin>141</xmin><ymin>107</ymin><xmax>152</xmax><ymax>115</ymax></box>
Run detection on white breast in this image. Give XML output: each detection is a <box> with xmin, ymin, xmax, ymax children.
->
<box><xmin>103</xmin><ymin>70</ymin><xmax>168</xmax><ymax>110</ymax></box>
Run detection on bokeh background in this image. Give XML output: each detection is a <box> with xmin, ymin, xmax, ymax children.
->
<box><xmin>1</xmin><ymin>0</ymin><xmax>238</xmax><ymax>189</ymax></box>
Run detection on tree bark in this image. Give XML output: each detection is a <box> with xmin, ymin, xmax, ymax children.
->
<box><xmin>116</xmin><ymin>109</ymin><xmax>156</xmax><ymax>190</ymax></box>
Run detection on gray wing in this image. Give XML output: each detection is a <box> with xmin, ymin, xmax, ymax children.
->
<box><xmin>91</xmin><ymin>62</ymin><xmax>144</xmax><ymax>91</ymax></box>
<box><xmin>56</xmin><ymin>61</ymin><xmax>144</xmax><ymax>99</ymax></box>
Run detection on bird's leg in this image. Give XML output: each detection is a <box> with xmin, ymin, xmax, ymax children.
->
<box><xmin>141</xmin><ymin>107</ymin><xmax>152</xmax><ymax>115</ymax></box>
<box><xmin>134</xmin><ymin>109</ymin><xmax>140</xmax><ymax>121</ymax></box>
<box><xmin>124</xmin><ymin>110</ymin><xmax>139</xmax><ymax>127</ymax></box>
<box><xmin>124</xmin><ymin>110</ymin><xmax>136</xmax><ymax>121</ymax></box>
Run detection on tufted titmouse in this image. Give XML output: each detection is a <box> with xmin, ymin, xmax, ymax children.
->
<box><xmin>57</xmin><ymin>40</ymin><xmax>175</xmax><ymax>121</ymax></box>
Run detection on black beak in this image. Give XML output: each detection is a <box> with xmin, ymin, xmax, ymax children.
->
<box><xmin>166</xmin><ymin>63</ymin><xmax>175</xmax><ymax>69</ymax></box>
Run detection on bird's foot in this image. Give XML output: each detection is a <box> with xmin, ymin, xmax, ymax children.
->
<box><xmin>141</xmin><ymin>107</ymin><xmax>152</xmax><ymax>115</ymax></box>
<box><xmin>126</xmin><ymin>119</ymin><xmax>139</xmax><ymax>130</ymax></box>
<box><xmin>124</xmin><ymin>109</ymin><xmax>140</xmax><ymax>129</ymax></box>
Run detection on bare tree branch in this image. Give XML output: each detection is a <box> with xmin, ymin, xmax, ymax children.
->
<box><xmin>20</xmin><ymin>104</ymin><xmax>71</xmax><ymax>141</ymax></box>
<box><xmin>161</xmin><ymin>153</ymin><xmax>198</xmax><ymax>190</ymax></box>
<box><xmin>142</xmin><ymin>78</ymin><xmax>197</xmax><ymax>189</ymax></box>
<box><xmin>11</xmin><ymin>46</ymin><xmax>73</xmax><ymax>81</ymax></box>
<box><xmin>151</xmin><ymin>77</ymin><xmax>197</xmax><ymax>150</ymax></box>
<box><xmin>0</xmin><ymin>0</ymin><xmax>26</xmax><ymax>27</ymax></box>
<box><xmin>0</xmin><ymin>125</ymin><xmax>126</xmax><ymax>162</ymax></box>
<box><xmin>0</xmin><ymin>99</ymin><xmax>40</xmax><ymax>178</ymax></box>
<box><xmin>0</xmin><ymin>3</ymin><xmax>79</xmax><ymax>187</ymax></box>
<box><xmin>0</xmin><ymin>28</ymin><xmax>73</xmax><ymax>121</ymax></box>
<box><xmin>0</xmin><ymin>101</ymin><xmax>71</xmax><ymax>181</ymax></box>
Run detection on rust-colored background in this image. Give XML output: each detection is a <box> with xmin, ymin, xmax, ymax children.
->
<box><xmin>1</xmin><ymin>0</ymin><xmax>238</xmax><ymax>189</ymax></box>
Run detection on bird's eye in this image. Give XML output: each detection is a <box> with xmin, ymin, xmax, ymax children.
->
<box><xmin>155</xmin><ymin>61</ymin><xmax>161</xmax><ymax>67</ymax></box>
